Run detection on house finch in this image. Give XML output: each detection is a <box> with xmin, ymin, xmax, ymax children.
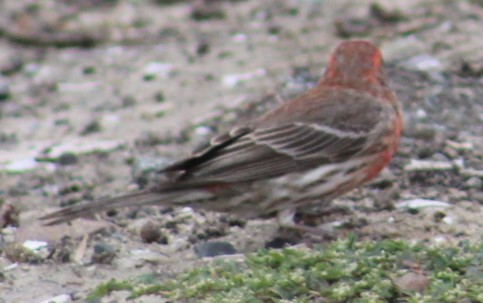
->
<box><xmin>42</xmin><ymin>40</ymin><xmax>403</xmax><ymax>227</ymax></box>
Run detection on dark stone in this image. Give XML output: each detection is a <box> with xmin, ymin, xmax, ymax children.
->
<box><xmin>140</xmin><ymin>221</ymin><xmax>168</xmax><ymax>244</ymax></box>
<box><xmin>193</xmin><ymin>241</ymin><xmax>237</xmax><ymax>258</ymax></box>
<box><xmin>91</xmin><ymin>242</ymin><xmax>116</xmax><ymax>264</ymax></box>
<box><xmin>57</xmin><ymin>153</ymin><xmax>78</xmax><ymax>165</ymax></box>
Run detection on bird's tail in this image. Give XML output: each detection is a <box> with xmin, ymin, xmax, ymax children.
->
<box><xmin>40</xmin><ymin>190</ymin><xmax>192</xmax><ymax>226</ymax></box>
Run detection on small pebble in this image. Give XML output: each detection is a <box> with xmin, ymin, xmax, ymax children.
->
<box><xmin>194</xmin><ymin>241</ymin><xmax>237</xmax><ymax>258</ymax></box>
<box><xmin>461</xmin><ymin>168</ymin><xmax>483</xmax><ymax>178</ymax></box>
<box><xmin>91</xmin><ymin>242</ymin><xmax>116</xmax><ymax>264</ymax></box>
<box><xmin>57</xmin><ymin>153</ymin><xmax>78</xmax><ymax>166</ymax></box>
<box><xmin>3</xmin><ymin>263</ymin><xmax>18</xmax><ymax>271</ymax></box>
<box><xmin>433</xmin><ymin>236</ymin><xmax>448</xmax><ymax>245</ymax></box>
<box><xmin>191</xmin><ymin>126</ymin><xmax>214</xmax><ymax>149</ymax></box>
<box><xmin>191</xmin><ymin>2</ymin><xmax>226</xmax><ymax>21</ymax></box>
<box><xmin>442</xmin><ymin>216</ymin><xmax>454</xmax><ymax>225</ymax></box>
<box><xmin>40</xmin><ymin>294</ymin><xmax>71</xmax><ymax>303</ymax></box>
<box><xmin>132</xmin><ymin>156</ymin><xmax>171</xmax><ymax>175</ymax></box>
<box><xmin>415</xmin><ymin>109</ymin><xmax>427</xmax><ymax>119</ymax></box>
<box><xmin>452</xmin><ymin>158</ymin><xmax>465</xmax><ymax>170</ymax></box>
<box><xmin>404</xmin><ymin>159</ymin><xmax>452</xmax><ymax>172</ymax></box>
<box><xmin>403</xmin><ymin>54</ymin><xmax>442</xmax><ymax>72</ymax></box>
<box><xmin>143</xmin><ymin>62</ymin><xmax>173</xmax><ymax>79</ymax></box>
<box><xmin>397</xmin><ymin>199</ymin><xmax>451</xmax><ymax>210</ymax></box>
<box><xmin>446</xmin><ymin>140</ymin><xmax>473</xmax><ymax>151</ymax></box>
<box><xmin>81</xmin><ymin>120</ymin><xmax>102</xmax><ymax>135</ymax></box>
<box><xmin>222</xmin><ymin>69</ymin><xmax>266</xmax><ymax>87</ymax></box>
<box><xmin>140</xmin><ymin>221</ymin><xmax>168</xmax><ymax>244</ymax></box>
<box><xmin>0</xmin><ymin>158</ymin><xmax>40</xmax><ymax>173</ymax></box>
<box><xmin>193</xmin><ymin>125</ymin><xmax>213</xmax><ymax>137</ymax></box>
<box><xmin>196</xmin><ymin>39</ymin><xmax>210</xmax><ymax>56</ymax></box>
<box><xmin>465</xmin><ymin>177</ymin><xmax>482</xmax><ymax>189</ymax></box>
<box><xmin>394</xmin><ymin>272</ymin><xmax>429</xmax><ymax>292</ymax></box>
<box><xmin>22</xmin><ymin>240</ymin><xmax>48</xmax><ymax>251</ymax></box>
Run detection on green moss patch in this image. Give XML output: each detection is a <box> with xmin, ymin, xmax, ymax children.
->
<box><xmin>87</xmin><ymin>237</ymin><xmax>482</xmax><ymax>303</ymax></box>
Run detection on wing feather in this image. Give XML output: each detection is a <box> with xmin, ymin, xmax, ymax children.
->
<box><xmin>165</xmin><ymin>89</ymin><xmax>388</xmax><ymax>185</ymax></box>
<box><xmin>181</xmin><ymin>122</ymin><xmax>370</xmax><ymax>183</ymax></box>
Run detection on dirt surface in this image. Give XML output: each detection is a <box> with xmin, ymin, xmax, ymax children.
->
<box><xmin>0</xmin><ymin>0</ymin><xmax>482</xmax><ymax>302</ymax></box>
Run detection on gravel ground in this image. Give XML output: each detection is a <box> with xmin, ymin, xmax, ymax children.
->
<box><xmin>0</xmin><ymin>0</ymin><xmax>481</xmax><ymax>302</ymax></box>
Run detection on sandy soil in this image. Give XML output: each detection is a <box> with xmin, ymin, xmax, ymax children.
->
<box><xmin>0</xmin><ymin>0</ymin><xmax>481</xmax><ymax>302</ymax></box>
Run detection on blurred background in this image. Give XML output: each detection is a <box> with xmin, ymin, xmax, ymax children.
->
<box><xmin>0</xmin><ymin>0</ymin><xmax>481</xmax><ymax>302</ymax></box>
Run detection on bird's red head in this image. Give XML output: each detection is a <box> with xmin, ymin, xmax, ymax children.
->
<box><xmin>323</xmin><ymin>40</ymin><xmax>384</xmax><ymax>85</ymax></box>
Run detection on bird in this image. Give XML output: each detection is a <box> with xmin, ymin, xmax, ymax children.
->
<box><xmin>41</xmin><ymin>40</ymin><xmax>403</xmax><ymax>228</ymax></box>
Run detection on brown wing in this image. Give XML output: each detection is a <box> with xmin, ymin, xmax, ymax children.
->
<box><xmin>162</xmin><ymin>89</ymin><xmax>386</xmax><ymax>185</ymax></box>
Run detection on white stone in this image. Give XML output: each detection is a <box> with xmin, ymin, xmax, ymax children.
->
<box><xmin>396</xmin><ymin>199</ymin><xmax>451</xmax><ymax>210</ymax></box>
<box><xmin>222</xmin><ymin>69</ymin><xmax>266</xmax><ymax>87</ymax></box>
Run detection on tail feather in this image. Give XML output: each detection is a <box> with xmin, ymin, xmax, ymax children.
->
<box><xmin>41</xmin><ymin>191</ymin><xmax>171</xmax><ymax>226</ymax></box>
